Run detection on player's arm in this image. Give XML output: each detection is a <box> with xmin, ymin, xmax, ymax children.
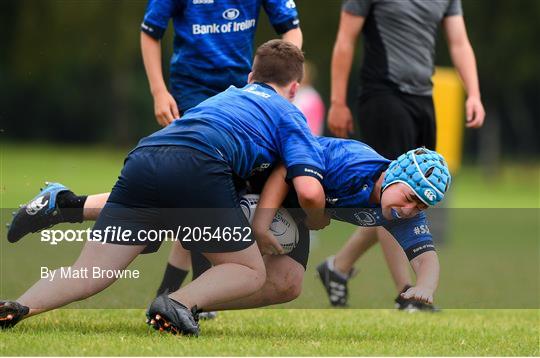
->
<box><xmin>401</xmin><ymin>251</ymin><xmax>440</xmax><ymax>304</ymax></box>
<box><xmin>281</xmin><ymin>27</ymin><xmax>303</xmax><ymax>49</ymax></box>
<box><xmin>141</xmin><ymin>33</ymin><xmax>179</xmax><ymax>127</ymax></box>
<box><xmin>292</xmin><ymin>176</ymin><xmax>329</xmax><ymax>230</ymax></box>
<box><xmin>263</xmin><ymin>0</ymin><xmax>302</xmax><ymax>49</ymax></box>
<box><xmin>140</xmin><ymin>0</ymin><xmax>180</xmax><ymax>127</ymax></box>
<box><xmin>383</xmin><ymin>213</ymin><xmax>439</xmax><ymax>303</ymax></box>
<box><xmin>252</xmin><ymin>164</ymin><xmax>290</xmax><ymax>255</ymax></box>
<box><xmin>276</xmin><ymin>111</ymin><xmax>329</xmax><ymax>230</ymax></box>
<box><xmin>443</xmin><ymin>15</ymin><xmax>485</xmax><ymax>128</ymax></box>
<box><xmin>328</xmin><ymin>11</ymin><xmax>365</xmax><ymax>138</ymax></box>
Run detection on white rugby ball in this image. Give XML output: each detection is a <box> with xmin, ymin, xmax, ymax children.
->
<box><xmin>239</xmin><ymin>194</ymin><xmax>299</xmax><ymax>254</ymax></box>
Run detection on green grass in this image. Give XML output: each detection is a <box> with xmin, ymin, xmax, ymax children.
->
<box><xmin>1</xmin><ymin>309</ymin><xmax>538</xmax><ymax>356</ymax></box>
<box><xmin>0</xmin><ymin>143</ymin><xmax>539</xmax><ymax>356</ymax></box>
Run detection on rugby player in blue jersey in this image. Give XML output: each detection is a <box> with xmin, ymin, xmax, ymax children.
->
<box><xmin>95</xmin><ymin>0</ymin><xmax>303</xmax><ymax>309</ymax></box>
<box><xmin>195</xmin><ymin>141</ymin><xmax>450</xmax><ymax>313</ymax></box>
<box><xmin>1</xmin><ymin>40</ymin><xmax>328</xmax><ymax>336</ymax></box>
<box><xmin>141</xmin><ymin>0</ymin><xmax>302</xmax><ymax>126</ymax></box>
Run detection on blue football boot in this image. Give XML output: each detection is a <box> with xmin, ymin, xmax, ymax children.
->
<box><xmin>7</xmin><ymin>182</ymin><xmax>71</xmax><ymax>243</ymax></box>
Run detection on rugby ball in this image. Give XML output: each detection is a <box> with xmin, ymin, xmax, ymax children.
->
<box><xmin>240</xmin><ymin>194</ymin><xmax>299</xmax><ymax>254</ymax></box>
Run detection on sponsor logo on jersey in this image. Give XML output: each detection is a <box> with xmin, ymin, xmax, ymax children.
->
<box><xmin>141</xmin><ymin>23</ymin><xmax>154</xmax><ymax>33</ymax></box>
<box><xmin>304</xmin><ymin>168</ymin><xmax>323</xmax><ymax>180</ymax></box>
<box><xmin>252</xmin><ymin>163</ymin><xmax>271</xmax><ymax>172</ymax></box>
<box><xmin>412</xmin><ymin>243</ymin><xmax>434</xmax><ymax>254</ymax></box>
<box><xmin>192</xmin><ymin>18</ymin><xmax>257</xmax><ymax>35</ymax></box>
<box><xmin>26</xmin><ymin>196</ymin><xmax>48</xmax><ymax>215</ymax></box>
<box><xmin>222</xmin><ymin>8</ymin><xmax>240</xmax><ymax>21</ymax></box>
<box><xmin>193</xmin><ymin>0</ymin><xmax>214</xmax><ymax>4</ymax></box>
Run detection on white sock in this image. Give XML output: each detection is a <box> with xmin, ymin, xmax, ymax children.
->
<box><xmin>327</xmin><ymin>256</ymin><xmax>350</xmax><ymax>280</ymax></box>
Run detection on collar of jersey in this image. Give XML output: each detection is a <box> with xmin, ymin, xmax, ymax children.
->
<box><xmin>253</xmin><ymin>82</ymin><xmax>277</xmax><ymax>93</ymax></box>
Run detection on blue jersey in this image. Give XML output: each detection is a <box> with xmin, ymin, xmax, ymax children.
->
<box><xmin>318</xmin><ymin>137</ymin><xmax>435</xmax><ymax>260</ymax></box>
<box><xmin>141</xmin><ymin>0</ymin><xmax>300</xmax><ymax>111</ymax></box>
<box><xmin>137</xmin><ymin>83</ymin><xmax>324</xmax><ymax>182</ymax></box>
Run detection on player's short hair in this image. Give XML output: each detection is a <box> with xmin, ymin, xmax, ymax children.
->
<box><xmin>251</xmin><ymin>39</ymin><xmax>304</xmax><ymax>87</ymax></box>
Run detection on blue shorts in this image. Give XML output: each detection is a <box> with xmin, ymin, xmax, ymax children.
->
<box><xmin>93</xmin><ymin>146</ymin><xmax>255</xmax><ymax>254</ymax></box>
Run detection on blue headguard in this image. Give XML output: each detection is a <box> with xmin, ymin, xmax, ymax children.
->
<box><xmin>382</xmin><ymin>148</ymin><xmax>451</xmax><ymax>206</ymax></box>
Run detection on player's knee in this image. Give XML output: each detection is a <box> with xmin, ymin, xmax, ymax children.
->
<box><xmin>274</xmin><ymin>267</ymin><xmax>303</xmax><ymax>303</ymax></box>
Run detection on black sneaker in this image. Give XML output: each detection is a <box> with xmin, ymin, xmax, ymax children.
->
<box><xmin>316</xmin><ymin>256</ymin><xmax>355</xmax><ymax>307</ymax></box>
<box><xmin>146</xmin><ymin>295</ymin><xmax>199</xmax><ymax>336</ymax></box>
<box><xmin>0</xmin><ymin>301</ymin><xmax>29</xmax><ymax>329</ymax></box>
<box><xmin>7</xmin><ymin>182</ymin><xmax>72</xmax><ymax>243</ymax></box>
<box><xmin>395</xmin><ymin>285</ymin><xmax>440</xmax><ymax>312</ymax></box>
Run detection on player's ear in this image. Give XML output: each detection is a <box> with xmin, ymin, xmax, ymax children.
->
<box><xmin>288</xmin><ymin>81</ymin><xmax>300</xmax><ymax>101</ymax></box>
<box><xmin>247</xmin><ymin>72</ymin><xmax>254</xmax><ymax>84</ymax></box>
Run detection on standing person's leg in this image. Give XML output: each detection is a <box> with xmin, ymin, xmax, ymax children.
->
<box><xmin>191</xmin><ymin>251</ymin><xmax>212</xmax><ymax>281</ymax></box>
<box><xmin>155</xmin><ymin>241</ymin><xmax>192</xmax><ymax>296</ymax></box>
<box><xmin>410</xmin><ymin>94</ymin><xmax>449</xmax><ymax>245</ymax></box>
<box><xmin>331</xmin><ymin>227</ymin><xmax>411</xmax><ymax>294</ymax></box>
<box><xmin>317</xmin><ymin>93</ymin><xmax>416</xmax><ymax>306</ymax></box>
<box><xmin>360</xmin><ymin>93</ymin><xmax>418</xmax><ymax>296</ymax></box>
<box><xmin>376</xmin><ymin>227</ymin><xmax>412</xmax><ymax>292</ymax></box>
<box><xmin>317</xmin><ymin>226</ymin><xmax>376</xmax><ymax>306</ymax></box>
<box><xmin>410</xmin><ymin>95</ymin><xmax>437</xmax><ymax>151</ymax></box>
<box><xmin>333</xmin><ymin>227</ymin><xmax>378</xmax><ymax>275</ymax></box>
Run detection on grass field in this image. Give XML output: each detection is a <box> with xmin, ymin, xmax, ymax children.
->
<box><xmin>0</xmin><ymin>143</ymin><xmax>539</xmax><ymax>356</ymax></box>
<box><xmin>1</xmin><ymin>309</ymin><xmax>538</xmax><ymax>356</ymax></box>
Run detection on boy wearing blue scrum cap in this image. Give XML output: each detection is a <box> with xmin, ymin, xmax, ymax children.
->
<box><xmin>124</xmin><ymin>140</ymin><xmax>450</xmax><ymax>314</ymax></box>
<box><xmin>242</xmin><ymin>142</ymin><xmax>451</xmax><ymax>308</ymax></box>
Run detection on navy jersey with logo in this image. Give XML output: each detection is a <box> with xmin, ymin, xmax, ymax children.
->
<box><xmin>318</xmin><ymin>137</ymin><xmax>435</xmax><ymax>260</ymax></box>
<box><xmin>141</xmin><ymin>0</ymin><xmax>300</xmax><ymax>111</ymax></box>
<box><xmin>137</xmin><ymin>83</ymin><xmax>324</xmax><ymax>182</ymax></box>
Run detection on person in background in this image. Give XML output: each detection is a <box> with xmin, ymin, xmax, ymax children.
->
<box><xmin>319</xmin><ymin>0</ymin><xmax>485</xmax><ymax>310</ymax></box>
<box><xmin>294</xmin><ymin>61</ymin><xmax>325</xmax><ymax>136</ymax></box>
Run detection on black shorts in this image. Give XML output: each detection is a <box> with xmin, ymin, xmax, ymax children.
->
<box><xmin>356</xmin><ymin>92</ymin><xmax>436</xmax><ymax>160</ymax></box>
<box><xmin>281</xmin><ymin>195</ymin><xmax>310</xmax><ymax>270</ymax></box>
<box><xmin>93</xmin><ymin>146</ymin><xmax>255</xmax><ymax>254</ymax></box>
<box><xmin>245</xmin><ymin>173</ymin><xmax>310</xmax><ymax>269</ymax></box>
